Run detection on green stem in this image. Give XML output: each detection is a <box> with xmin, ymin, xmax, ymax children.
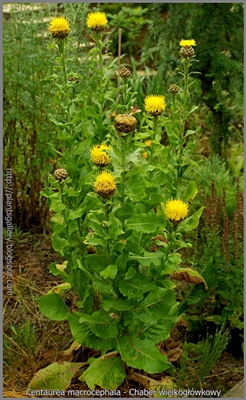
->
<box><xmin>58</xmin><ymin>40</ymin><xmax>71</xmax><ymax>123</ymax></box>
<box><xmin>147</xmin><ymin>116</ymin><xmax>158</xmax><ymax>200</ymax></box>
<box><xmin>93</xmin><ymin>33</ymin><xmax>105</xmax><ymax>141</ymax></box>
<box><xmin>120</xmin><ymin>137</ymin><xmax>128</xmax><ymax>231</ymax></box>
<box><xmin>123</xmin><ymin>80</ymin><xmax>128</xmax><ymax>109</ymax></box>
<box><xmin>176</xmin><ymin>60</ymin><xmax>189</xmax><ymax>190</ymax></box>
<box><xmin>163</xmin><ymin>224</ymin><xmax>176</xmax><ymax>266</ymax></box>
<box><xmin>104</xmin><ymin>202</ymin><xmax>111</xmax><ymax>261</ymax></box>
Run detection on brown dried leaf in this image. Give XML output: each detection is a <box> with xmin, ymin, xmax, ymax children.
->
<box><xmin>57</xmin><ymin>340</ymin><xmax>81</xmax><ymax>362</ymax></box>
<box><xmin>170</xmin><ymin>267</ymin><xmax>208</xmax><ymax>290</ymax></box>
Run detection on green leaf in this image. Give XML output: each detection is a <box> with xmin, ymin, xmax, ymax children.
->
<box><xmin>68</xmin><ymin>313</ymin><xmax>116</xmax><ymax>352</ymax></box>
<box><xmin>142</xmin><ymin>318</ymin><xmax>178</xmax><ymax>343</ymax></box>
<box><xmin>132</xmin><ymin>287</ymin><xmax>177</xmax><ymax>324</ymax></box>
<box><xmin>117</xmin><ymin>336</ymin><xmax>169</xmax><ymax>374</ymax></box>
<box><xmin>177</xmin><ymin>206</ymin><xmax>205</xmax><ymax>233</ymax></box>
<box><xmin>67</xmin><ymin>207</ymin><xmax>85</xmax><ymax>220</ymax></box>
<box><xmin>80</xmin><ymin>356</ymin><xmax>125</xmax><ymax>390</ymax></box>
<box><xmin>50</xmin><ymin>200</ymin><xmax>66</xmax><ymax>213</ymax></box>
<box><xmin>83</xmin><ymin>232</ymin><xmax>106</xmax><ymax>248</ymax></box>
<box><xmin>47</xmin><ymin>283</ymin><xmax>71</xmax><ymax>295</ymax></box>
<box><xmin>51</xmin><ymin>233</ymin><xmax>69</xmax><ymax>257</ymax></box>
<box><xmin>126</xmin><ymin>213</ymin><xmax>161</xmax><ymax>233</ymax></box>
<box><xmin>28</xmin><ymin>362</ymin><xmax>85</xmax><ymax>390</ymax></box>
<box><xmin>79</xmin><ymin>310</ymin><xmax>119</xmax><ymax>339</ymax></box>
<box><xmin>85</xmin><ymin>254</ymin><xmax>109</xmax><ymax>272</ymax></box>
<box><xmin>102</xmin><ymin>297</ymin><xmax>134</xmax><ymax>312</ymax></box>
<box><xmin>163</xmin><ymin>253</ymin><xmax>182</xmax><ymax>274</ymax></box>
<box><xmin>129</xmin><ymin>251</ymin><xmax>163</xmax><ymax>267</ymax></box>
<box><xmin>182</xmin><ymin>180</ymin><xmax>198</xmax><ymax>201</ymax></box>
<box><xmin>126</xmin><ymin>173</ymin><xmax>146</xmax><ymax>201</ymax></box>
<box><xmin>38</xmin><ymin>294</ymin><xmax>69</xmax><ymax>321</ymax></box>
<box><xmin>118</xmin><ymin>273</ymin><xmax>156</xmax><ymax>299</ymax></box>
<box><xmin>184</xmin><ymin>129</ymin><xmax>196</xmax><ymax>138</ymax></box>
<box><xmin>100</xmin><ymin>264</ymin><xmax>118</xmax><ymax>280</ymax></box>
<box><xmin>68</xmin><ymin>313</ymin><xmax>91</xmax><ymax>344</ymax></box>
<box><xmin>48</xmin><ymin>114</ymin><xmax>64</xmax><ymax>127</ymax></box>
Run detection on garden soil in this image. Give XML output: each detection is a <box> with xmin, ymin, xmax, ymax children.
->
<box><xmin>3</xmin><ymin>232</ymin><xmax>244</xmax><ymax>398</ymax></box>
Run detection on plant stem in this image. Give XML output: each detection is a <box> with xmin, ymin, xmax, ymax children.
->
<box><xmin>58</xmin><ymin>40</ymin><xmax>71</xmax><ymax>124</ymax></box>
<box><xmin>117</xmin><ymin>28</ymin><xmax>122</xmax><ymax>103</ymax></box>
<box><xmin>176</xmin><ymin>60</ymin><xmax>189</xmax><ymax>190</ymax></box>
<box><xmin>147</xmin><ymin>116</ymin><xmax>158</xmax><ymax>200</ymax></box>
<box><xmin>120</xmin><ymin>137</ymin><xmax>128</xmax><ymax>231</ymax></box>
<box><xmin>104</xmin><ymin>201</ymin><xmax>111</xmax><ymax>261</ymax></box>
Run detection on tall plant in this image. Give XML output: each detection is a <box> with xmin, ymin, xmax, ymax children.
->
<box><xmin>31</xmin><ymin>11</ymin><xmax>204</xmax><ymax>391</ymax></box>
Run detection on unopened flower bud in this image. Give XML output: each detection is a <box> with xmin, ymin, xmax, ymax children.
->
<box><xmin>54</xmin><ymin>168</ymin><xmax>68</xmax><ymax>181</ymax></box>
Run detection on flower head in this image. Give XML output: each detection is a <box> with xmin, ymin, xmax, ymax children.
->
<box><xmin>164</xmin><ymin>199</ymin><xmax>189</xmax><ymax>222</ymax></box>
<box><xmin>54</xmin><ymin>168</ymin><xmax>68</xmax><ymax>181</ymax></box>
<box><xmin>86</xmin><ymin>12</ymin><xmax>108</xmax><ymax>32</ymax></box>
<box><xmin>145</xmin><ymin>140</ymin><xmax>152</xmax><ymax>147</ymax></box>
<box><xmin>179</xmin><ymin>39</ymin><xmax>196</xmax><ymax>47</ymax></box>
<box><xmin>49</xmin><ymin>16</ymin><xmax>70</xmax><ymax>39</ymax></box>
<box><xmin>94</xmin><ymin>171</ymin><xmax>116</xmax><ymax>198</ymax></box>
<box><xmin>169</xmin><ymin>84</ymin><xmax>180</xmax><ymax>95</ymax></box>
<box><xmin>144</xmin><ymin>95</ymin><xmax>166</xmax><ymax>116</ymax></box>
<box><xmin>119</xmin><ymin>67</ymin><xmax>131</xmax><ymax>79</ymax></box>
<box><xmin>90</xmin><ymin>144</ymin><xmax>111</xmax><ymax>167</ymax></box>
<box><xmin>114</xmin><ymin>114</ymin><xmax>137</xmax><ymax>134</ymax></box>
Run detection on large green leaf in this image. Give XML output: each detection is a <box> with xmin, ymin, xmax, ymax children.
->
<box><xmin>142</xmin><ymin>319</ymin><xmax>178</xmax><ymax>343</ymax></box>
<box><xmin>79</xmin><ymin>310</ymin><xmax>119</xmax><ymax>339</ymax></box>
<box><xmin>182</xmin><ymin>180</ymin><xmax>198</xmax><ymax>201</ymax></box>
<box><xmin>117</xmin><ymin>336</ymin><xmax>169</xmax><ymax>373</ymax></box>
<box><xmin>100</xmin><ymin>264</ymin><xmax>118</xmax><ymax>280</ymax></box>
<box><xmin>67</xmin><ymin>207</ymin><xmax>85</xmax><ymax>220</ymax></box>
<box><xmin>132</xmin><ymin>288</ymin><xmax>177</xmax><ymax>324</ymax></box>
<box><xmin>126</xmin><ymin>173</ymin><xmax>146</xmax><ymax>201</ymax></box>
<box><xmin>68</xmin><ymin>313</ymin><xmax>116</xmax><ymax>352</ymax></box>
<box><xmin>126</xmin><ymin>213</ymin><xmax>161</xmax><ymax>233</ymax></box>
<box><xmin>102</xmin><ymin>297</ymin><xmax>134</xmax><ymax>312</ymax></box>
<box><xmin>38</xmin><ymin>294</ymin><xmax>69</xmax><ymax>321</ymax></box>
<box><xmin>51</xmin><ymin>233</ymin><xmax>69</xmax><ymax>257</ymax></box>
<box><xmin>177</xmin><ymin>206</ymin><xmax>205</xmax><ymax>233</ymax></box>
<box><xmin>28</xmin><ymin>362</ymin><xmax>85</xmax><ymax>390</ymax></box>
<box><xmin>80</xmin><ymin>356</ymin><xmax>125</xmax><ymax>390</ymax></box>
<box><xmin>129</xmin><ymin>251</ymin><xmax>163</xmax><ymax>267</ymax></box>
<box><xmin>118</xmin><ymin>273</ymin><xmax>156</xmax><ymax>299</ymax></box>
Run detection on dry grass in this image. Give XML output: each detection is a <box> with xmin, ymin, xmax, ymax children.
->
<box><xmin>3</xmin><ymin>232</ymin><xmax>71</xmax><ymax>392</ymax></box>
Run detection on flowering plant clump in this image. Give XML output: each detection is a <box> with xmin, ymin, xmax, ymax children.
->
<box><xmin>90</xmin><ymin>144</ymin><xmax>111</xmax><ymax>167</ymax></box>
<box><xmin>48</xmin><ymin>16</ymin><xmax>70</xmax><ymax>39</ymax></box>
<box><xmin>164</xmin><ymin>199</ymin><xmax>189</xmax><ymax>221</ymax></box>
<box><xmin>86</xmin><ymin>11</ymin><xmax>108</xmax><ymax>31</ymax></box>
<box><xmin>35</xmin><ymin>11</ymin><xmax>206</xmax><ymax>393</ymax></box>
<box><xmin>144</xmin><ymin>95</ymin><xmax>166</xmax><ymax>116</ymax></box>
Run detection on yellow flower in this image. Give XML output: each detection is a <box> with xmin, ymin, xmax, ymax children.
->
<box><xmin>164</xmin><ymin>199</ymin><xmax>189</xmax><ymax>222</ymax></box>
<box><xmin>90</xmin><ymin>144</ymin><xmax>110</xmax><ymax>167</ymax></box>
<box><xmin>86</xmin><ymin>12</ymin><xmax>108</xmax><ymax>32</ymax></box>
<box><xmin>145</xmin><ymin>140</ymin><xmax>152</xmax><ymax>146</ymax></box>
<box><xmin>179</xmin><ymin>39</ymin><xmax>196</xmax><ymax>47</ymax></box>
<box><xmin>94</xmin><ymin>171</ymin><xmax>116</xmax><ymax>198</ymax></box>
<box><xmin>144</xmin><ymin>95</ymin><xmax>166</xmax><ymax>116</ymax></box>
<box><xmin>49</xmin><ymin>16</ymin><xmax>70</xmax><ymax>39</ymax></box>
<box><xmin>143</xmin><ymin>152</ymin><xmax>148</xmax><ymax>160</ymax></box>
